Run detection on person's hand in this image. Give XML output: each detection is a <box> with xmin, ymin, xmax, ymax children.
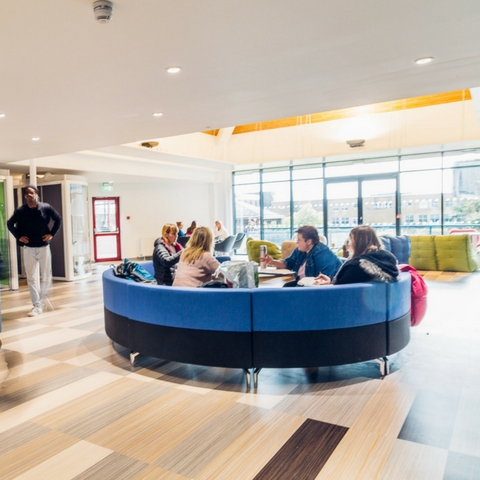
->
<box><xmin>42</xmin><ymin>234</ymin><xmax>53</xmax><ymax>242</ymax></box>
<box><xmin>314</xmin><ymin>273</ymin><xmax>331</xmax><ymax>285</ymax></box>
<box><xmin>19</xmin><ymin>236</ymin><xmax>29</xmax><ymax>244</ymax></box>
<box><xmin>264</xmin><ymin>253</ymin><xmax>275</xmax><ymax>266</ymax></box>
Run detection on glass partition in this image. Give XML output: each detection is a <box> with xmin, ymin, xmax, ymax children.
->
<box><xmin>70</xmin><ymin>183</ymin><xmax>92</xmax><ymax>276</ymax></box>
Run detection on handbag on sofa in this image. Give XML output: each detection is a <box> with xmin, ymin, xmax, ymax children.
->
<box><xmin>215</xmin><ymin>260</ymin><xmax>259</xmax><ymax>288</ymax></box>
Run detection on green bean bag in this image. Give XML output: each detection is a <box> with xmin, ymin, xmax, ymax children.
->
<box><xmin>434</xmin><ymin>234</ymin><xmax>478</xmax><ymax>272</ymax></box>
<box><xmin>246</xmin><ymin>238</ymin><xmax>282</xmax><ymax>264</ymax></box>
<box><xmin>409</xmin><ymin>236</ymin><xmax>438</xmax><ymax>270</ymax></box>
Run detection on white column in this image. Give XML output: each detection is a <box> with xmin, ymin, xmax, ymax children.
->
<box><xmin>29</xmin><ymin>159</ymin><xmax>37</xmax><ymax>187</ymax></box>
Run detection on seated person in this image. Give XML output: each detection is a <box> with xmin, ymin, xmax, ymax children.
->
<box><xmin>315</xmin><ymin>225</ymin><xmax>399</xmax><ymax>285</ymax></box>
<box><xmin>186</xmin><ymin>221</ymin><xmax>197</xmax><ymax>236</ymax></box>
<box><xmin>214</xmin><ymin>220</ymin><xmax>229</xmax><ymax>242</ymax></box>
<box><xmin>173</xmin><ymin>226</ymin><xmax>221</xmax><ymax>287</ymax></box>
<box><xmin>153</xmin><ymin>223</ymin><xmax>183</xmax><ymax>285</ymax></box>
<box><xmin>176</xmin><ymin>221</ymin><xmax>186</xmax><ymax>237</ymax></box>
<box><xmin>265</xmin><ymin>225</ymin><xmax>342</xmax><ymax>286</ymax></box>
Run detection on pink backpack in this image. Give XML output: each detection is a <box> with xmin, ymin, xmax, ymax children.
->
<box><xmin>398</xmin><ymin>264</ymin><xmax>427</xmax><ymax>326</ymax></box>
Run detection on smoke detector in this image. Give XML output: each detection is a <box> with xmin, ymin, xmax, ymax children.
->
<box><xmin>93</xmin><ymin>1</ymin><xmax>113</xmax><ymax>23</ymax></box>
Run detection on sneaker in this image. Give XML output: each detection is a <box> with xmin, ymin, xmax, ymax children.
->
<box><xmin>41</xmin><ymin>297</ymin><xmax>54</xmax><ymax>312</ymax></box>
<box><xmin>28</xmin><ymin>306</ymin><xmax>43</xmax><ymax>317</ymax></box>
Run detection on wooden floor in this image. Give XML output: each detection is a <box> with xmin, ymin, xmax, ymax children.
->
<box><xmin>0</xmin><ymin>265</ymin><xmax>479</xmax><ymax>479</ymax></box>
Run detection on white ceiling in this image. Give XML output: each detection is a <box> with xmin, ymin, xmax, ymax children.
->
<box><xmin>1</xmin><ymin>0</ymin><xmax>480</xmax><ymax>175</ymax></box>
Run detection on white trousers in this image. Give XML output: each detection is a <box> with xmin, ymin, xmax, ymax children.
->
<box><xmin>23</xmin><ymin>246</ymin><xmax>52</xmax><ymax>307</ymax></box>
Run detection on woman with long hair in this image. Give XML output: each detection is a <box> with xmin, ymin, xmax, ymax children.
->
<box><xmin>173</xmin><ymin>226</ymin><xmax>221</xmax><ymax>287</ymax></box>
<box><xmin>153</xmin><ymin>223</ymin><xmax>183</xmax><ymax>285</ymax></box>
<box><xmin>185</xmin><ymin>221</ymin><xmax>197</xmax><ymax>236</ymax></box>
<box><xmin>315</xmin><ymin>225</ymin><xmax>398</xmax><ymax>285</ymax></box>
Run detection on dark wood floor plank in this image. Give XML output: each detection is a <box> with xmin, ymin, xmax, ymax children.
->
<box><xmin>253</xmin><ymin>419</ymin><xmax>348</xmax><ymax>480</ymax></box>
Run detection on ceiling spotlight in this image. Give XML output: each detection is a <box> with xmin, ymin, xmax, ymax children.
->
<box><xmin>93</xmin><ymin>0</ymin><xmax>113</xmax><ymax>23</ymax></box>
<box><xmin>346</xmin><ymin>139</ymin><xmax>365</xmax><ymax>148</ymax></box>
<box><xmin>32</xmin><ymin>137</ymin><xmax>40</xmax><ymax>141</ymax></box>
<box><xmin>153</xmin><ymin>112</ymin><xmax>163</xmax><ymax>117</ymax></box>
<box><xmin>415</xmin><ymin>57</ymin><xmax>434</xmax><ymax>65</ymax></box>
<box><xmin>166</xmin><ymin>66</ymin><xmax>181</xmax><ymax>74</ymax></box>
<box><xmin>0</xmin><ymin>113</ymin><xmax>5</xmax><ymax>118</ymax></box>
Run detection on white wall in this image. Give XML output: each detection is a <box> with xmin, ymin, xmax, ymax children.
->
<box><xmin>88</xmin><ymin>176</ymin><xmax>231</xmax><ymax>260</ymax></box>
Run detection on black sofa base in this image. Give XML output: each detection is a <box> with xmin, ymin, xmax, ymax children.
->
<box><xmin>252</xmin><ymin>312</ymin><xmax>410</xmax><ymax>368</ymax></box>
<box><xmin>105</xmin><ymin>307</ymin><xmax>253</xmax><ymax>369</ymax></box>
<box><xmin>105</xmin><ymin>307</ymin><xmax>410</xmax><ymax>379</ymax></box>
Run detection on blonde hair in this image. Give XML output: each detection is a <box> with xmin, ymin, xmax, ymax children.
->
<box><xmin>181</xmin><ymin>226</ymin><xmax>213</xmax><ymax>264</ymax></box>
<box><xmin>161</xmin><ymin>223</ymin><xmax>178</xmax><ymax>244</ymax></box>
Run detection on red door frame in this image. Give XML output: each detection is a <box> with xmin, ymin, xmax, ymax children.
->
<box><xmin>92</xmin><ymin>196</ymin><xmax>121</xmax><ymax>262</ymax></box>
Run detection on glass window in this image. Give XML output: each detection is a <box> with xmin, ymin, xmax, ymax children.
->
<box><xmin>443</xmin><ymin>150</ymin><xmax>480</xmax><ymax>168</ymax></box>
<box><xmin>262</xmin><ymin>168</ymin><xmax>290</xmax><ymax>183</ymax></box>
<box><xmin>400</xmin><ymin>153</ymin><xmax>442</xmax><ymax>171</ymax></box>
<box><xmin>234</xmin><ymin>183</ymin><xmax>260</xmax><ymax>237</ymax></box>
<box><xmin>443</xmin><ymin>165</ymin><xmax>480</xmax><ymax>230</ymax></box>
<box><xmin>292</xmin><ymin>178</ymin><xmax>323</xmax><ymax>233</ymax></box>
<box><xmin>400</xmin><ymin>170</ymin><xmax>442</xmax><ymax>234</ymax></box>
<box><xmin>325</xmin><ymin>156</ymin><xmax>398</xmax><ymax>177</ymax></box>
<box><xmin>292</xmin><ymin>165</ymin><xmax>323</xmax><ymax>180</ymax></box>
<box><xmin>262</xmin><ymin>181</ymin><xmax>291</xmax><ymax>244</ymax></box>
<box><xmin>233</xmin><ymin>171</ymin><xmax>259</xmax><ymax>185</ymax></box>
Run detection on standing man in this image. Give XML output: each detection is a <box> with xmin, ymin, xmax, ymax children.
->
<box><xmin>7</xmin><ymin>185</ymin><xmax>62</xmax><ymax>316</ymax></box>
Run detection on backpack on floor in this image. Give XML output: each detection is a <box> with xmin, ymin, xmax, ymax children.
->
<box><xmin>399</xmin><ymin>264</ymin><xmax>428</xmax><ymax>326</ymax></box>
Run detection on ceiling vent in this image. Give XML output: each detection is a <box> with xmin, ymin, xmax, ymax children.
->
<box><xmin>140</xmin><ymin>141</ymin><xmax>159</xmax><ymax>148</ymax></box>
<box><xmin>93</xmin><ymin>1</ymin><xmax>113</xmax><ymax>23</ymax></box>
<box><xmin>346</xmin><ymin>139</ymin><xmax>365</xmax><ymax>148</ymax></box>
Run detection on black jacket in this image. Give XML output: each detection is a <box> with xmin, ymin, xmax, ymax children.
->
<box><xmin>7</xmin><ymin>202</ymin><xmax>62</xmax><ymax>247</ymax></box>
<box><xmin>333</xmin><ymin>249</ymin><xmax>399</xmax><ymax>285</ymax></box>
<box><xmin>152</xmin><ymin>238</ymin><xmax>182</xmax><ymax>285</ymax></box>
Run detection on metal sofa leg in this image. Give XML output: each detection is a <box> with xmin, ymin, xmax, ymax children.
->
<box><xmin>130</xmin><ymin>351</ymin><xmax>139</xmax><ymax>366</ymax></box>
<box><xmin>253</xmin><ymin>367</ymin><xmax>262</xmax><ymax>389</ymax></box>
<box><xmin>375</xmin><ymin>356</ymin><xmax>390</xmax><ymax>377</ymax></box>
<box><xmin>243</xmin><ymin>368</ymin><xmax>251</xmax><ymax>388</ymax></box>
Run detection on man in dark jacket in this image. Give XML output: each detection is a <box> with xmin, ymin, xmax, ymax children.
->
<box><xmin>265</xmin><ymin>225</ymin><xmax>342</xmax><ymax>286</ymax></box>
<box><xmin>7</xmin><ymin>185</ymin><xmax>62</xmax><ymax>316</ymax></box>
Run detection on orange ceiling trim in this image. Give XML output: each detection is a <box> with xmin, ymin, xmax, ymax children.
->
<box><xmin>203</xmin><ymin>89</ymin><xmax>471</xmax><ymax>136</ymax></box>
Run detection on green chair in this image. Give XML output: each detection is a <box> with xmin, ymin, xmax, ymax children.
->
<box><xmin>246</xmin><ymin>238</ymin><xmax>282</xmax><ymax>264</ymax></box>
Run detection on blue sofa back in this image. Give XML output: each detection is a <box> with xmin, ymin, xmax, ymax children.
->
<box><xmin>251</xmin><ymin>273</ymin><xmax>410</xmax><ymax>332</ymax></box>
<box><xmin>103</xmin><ymin>267</ymin><xmax>252</xmax><ymax>332</ymax></box>
<box><xmin>381</xmin><ymin>235</ymin><xmax>411</xmax><ymax>264</ymax></box>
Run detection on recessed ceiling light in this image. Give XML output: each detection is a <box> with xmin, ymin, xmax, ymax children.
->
<box><xmin>32</xmin><ymin>137</ymin><xmax>40</xmax><ymax>141</ymax></box>
<box><xmin>166</xmin><ymin>66</ymin><xmax>181</xmax><ymax>74</ymax></box>
<box><xmin>153</xmin><ymin>112</ymin><xmax>163</xmax><ymax>117</ymax></box>
<box><xmin>0</xmin><ymin>113</ymin><xmax>5</xmax><ymax>118</ymax></box>
<box><xmin>415</xmin><ymin>57</ymin><xmax>434</xmax><ymax>65</ymax></box>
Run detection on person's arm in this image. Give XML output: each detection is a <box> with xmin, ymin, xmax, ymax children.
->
<box><xmin>264</xmin><ymin>253</ymin><xmax>286</xmax><ymax>269</ymax></box>
<box><xmin>312</xmin><ymin>247</ymin><xmax>341</xmax><ymax>278</ymax></box>
<box><xmin>47</xmin><ymin>205</ymin><xmax>62</xmax><ymax>237</ymax></box>
<box><xmin>7</xmin><ymin>210</ymin><xmax>29</xmax><ymax>244</ymax></box>
<box><xmin>154</xmin><ymin>243</ymin><xmax>182</xmax><ymax>266</ymax></box>
<box><xmin>6</xmin><ymin>212</ymin><xmax>19</xmax><ymax>240</ymax></box>
<box><xmin>205</xmin><ymin>254</ymin><xmax>221</xmax><ymax>274</ymax></box>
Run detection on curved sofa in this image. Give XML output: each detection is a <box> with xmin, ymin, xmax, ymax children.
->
<box><xmin>103</xmin><ymin>262</ymin><xmax>411</xmax><ymax>386</ymax></box>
